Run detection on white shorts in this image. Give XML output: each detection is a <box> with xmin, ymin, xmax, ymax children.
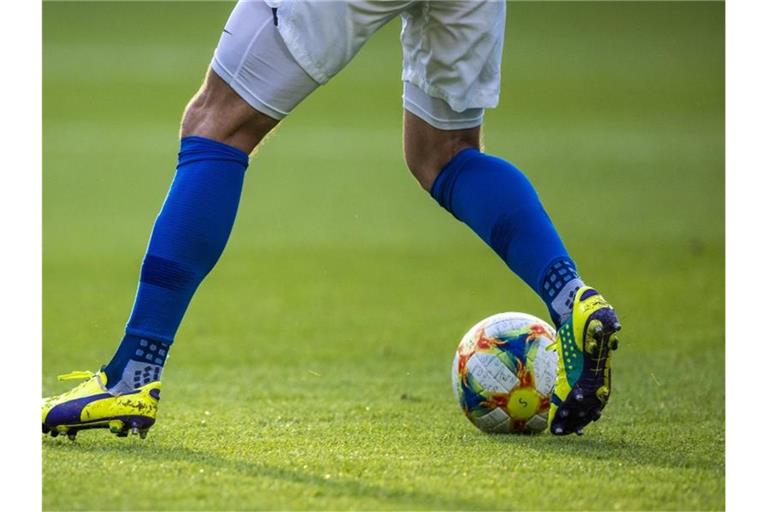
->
<box><xmin>211</xmin><ymin>0</ymin><xmax>505</xmax><ymax>130</ymax></box>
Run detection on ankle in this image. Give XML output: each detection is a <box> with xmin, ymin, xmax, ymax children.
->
<box><xmin>104</xmin><ymin>334</ymin><xmax>170</xmax><ymax>393</ymax></box>
<box><xmin>540</xmin><ymin>258</ymin><xmax>584</xmax><ymax>328</ymax></box>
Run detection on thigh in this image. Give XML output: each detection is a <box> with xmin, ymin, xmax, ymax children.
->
<box><xmin>212</xmin><ymin>0</ymin><xmax>412</xmax><ymax>119</ymax></box>
<box><xmin>275</xmin><ymin>0</ymin><xmax>411</xmax><ymax>83</ymax></box>
<box><xmin>211</xmin><ymin>0</ymin><xmax>321</xmax><ymax>120</ymax></box>
<box><xmin>401</xmin><ymin>0</ymin><xmax>506</xmax><ymax>114</ymax></box>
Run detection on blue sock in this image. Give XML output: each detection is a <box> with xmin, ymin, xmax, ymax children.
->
<box><xmin>104</xmin><ymin>136</ymin><xmax>249</xmax><ymax>392</ymax></box>
<box><xmin>430</xmin><ymin>148</ymin><xmax>584</xmax><ymax>328</ymax></box>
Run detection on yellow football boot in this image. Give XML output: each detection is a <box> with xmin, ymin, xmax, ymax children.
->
<box><xmin>548</xmin><ymin>286</ymin><xmax>621</xmax><ymax>436</ymax></box>
<box><xmin>42</xmin><ymin>370</ymin><xmax>160</xmax><ymax>440</ymax></box>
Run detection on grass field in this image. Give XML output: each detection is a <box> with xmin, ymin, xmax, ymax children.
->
<box><xmin>42</xmin><ymin>1</ymin><xmax>725</xmax><ymax>510</ymax></box>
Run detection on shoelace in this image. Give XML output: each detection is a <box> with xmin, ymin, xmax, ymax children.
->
<box><xmin>57</xmin><ymin>370</ymin><xmax>95</xmax><ymax>382</ymax></box>
<box><xmin>50</xmin><ymin>370</ymin><xmax>100</xmax><ymax>400</ymax></box>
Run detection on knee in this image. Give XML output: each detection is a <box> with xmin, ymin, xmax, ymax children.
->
<box><xmin>180</xmin><ymin>70</ymin><xmax>279</xmax><ymax>153</ymax></box>
<box><xmin>404</xmin><ymin>135</ymin><xmax>480</xmax><ymax>192</ymax></box>
<box><xmin>403</xmin><ymin>147</ymin><xmax>438</xmax><ymax>192</ymax></box>
<box><xmin>403</xmin><ymin>111</ymin><xmax>480</xmax><ymax>192</ymax></box>
<box><xmin>179</xmin><ymin>92</ymin><xmax>212</xmax><ymax>138</ymax></box>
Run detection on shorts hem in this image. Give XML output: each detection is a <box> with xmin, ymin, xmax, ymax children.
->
<box><xmin>402</xmin><ymin>71</ymin><xmax>500</xmax><ymax>113</ymax></box>
<box><xmin>211</xmin><ymin>57</ymin><xmax>287</xmax><ymax>120</ymax></box>
<box><xmin>403</xmin><ymin>99</ymin><xmax>483</xmax><ymax>131</ymax></box>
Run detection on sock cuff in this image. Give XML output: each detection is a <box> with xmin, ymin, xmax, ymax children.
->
<box><xmin>178</xmin><ymin>136</ymin><xmax>250</xmax><ymax>168</ymax></box>
<box><xmin>429</xmin><ymin>147</ymin><xmax>483</xmax><ymax>210</ymax></box>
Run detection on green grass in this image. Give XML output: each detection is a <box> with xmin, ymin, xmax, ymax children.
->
<box><xmin>43</xmin><ymin>1</ymin><xmax>724</xmax><ymax>510</ymax></box>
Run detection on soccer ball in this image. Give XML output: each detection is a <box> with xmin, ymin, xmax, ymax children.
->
<box><xmin>451</xmin><ymin>312</ymin><xmax>558</xmax><ymax>434</ymax></box>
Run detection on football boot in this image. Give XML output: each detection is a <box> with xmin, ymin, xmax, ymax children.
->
<box><xmin>548</xmin><ymin>286</ymin><xmax>621</xmax><ymax>436</ymax></box>
<box><xmin>42</xmin><ymin>370</ymin><xmax>160</xmax><ymax>440</ymax></box>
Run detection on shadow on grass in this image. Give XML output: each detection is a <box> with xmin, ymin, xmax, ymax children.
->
<box><xmin>43</xmin><ymin>440</ymin><xmax>487</xmax><ymax>510</ymax></box>
<box><xmin>481</xmin><ymin>430</ymin><xmax>720</xmax><ymax>472</ymax></box>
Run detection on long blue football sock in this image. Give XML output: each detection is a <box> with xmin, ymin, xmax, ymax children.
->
<box><xmin>104</xmin><ymin>136</ymin><xmax>249</xmax><ymax>393</ymax></box>
<box><xmin>430</xmin><ymin>148</ymin><xmax>583</xmax><ymax>328</ymax></box>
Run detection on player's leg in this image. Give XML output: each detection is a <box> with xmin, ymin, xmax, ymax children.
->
<box><xmin>43</xmin><ymin>0</ymin><xmax>319</xmax><ymax>438</ymax></box>
<box><xmin>101</xmin><ymin>0</ymin><xmax>327</xmax><ymax>397</ymax></box>
<box><xmin>100</xmin><ymin>69</ymin><xmax>274</xmax><ymax>397</ymax></box>
<box><xmin>43</xmin><ymin>0</ymin><xmax>414</xmax><ymax>439</ymax></box>
<box><xmin>403</xmin><ymin>106</ymin><xmax>583</xmax><ymax>329</ymax></box>
<box><xmin>99</xmin><ymin>0</ymin><xmax>414</xmax><ymax>400</ymax></box>
<box><xmin>401</xmin><ymin>0</ymin><xmax>621</xmax><ymax>436</ymax></box>
<box><xmin>404</xmin><ymin>104</ymin><xmax>621</xmax><ymax>437</ymax></box>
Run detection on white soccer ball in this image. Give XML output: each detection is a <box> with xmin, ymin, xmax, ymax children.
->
<box><xmin>452</xmin><ymin>312</ymin><xmax>558</xmax><ymax>434</ymax></box>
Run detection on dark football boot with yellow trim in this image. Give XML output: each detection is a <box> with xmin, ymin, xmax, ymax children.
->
<box><xmin>548</xmin><ymin>287</ymin><xmax>621</xmax><ymax>436</ymax></box>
